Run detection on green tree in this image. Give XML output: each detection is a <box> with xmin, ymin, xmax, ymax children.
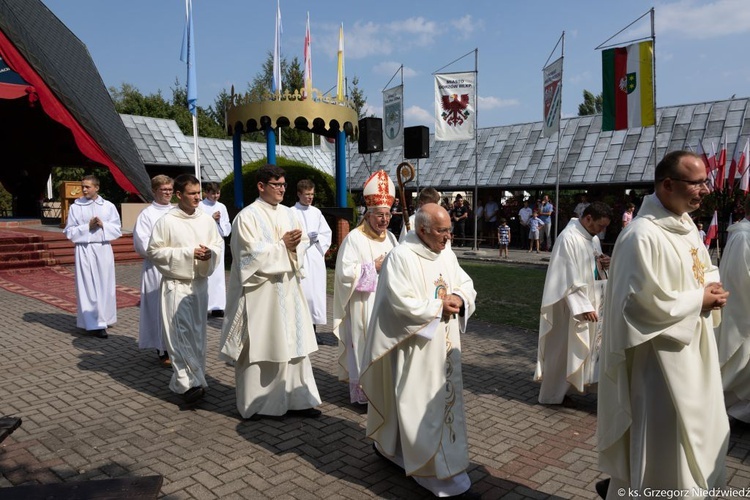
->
<box><xmin>169</xmin><ymin>79</ymin><xmax>226</xmax><ymax>139</ymax></box>
<box><xmin>578</xmin><ymin>90</ymin><xmax>603</xmax><ymax>116</ymax></box>
<box><xmin>349</xmin><ymin>75</ymin><xmax>368</xmax><ymax>119</ymax></box>
<box><xmin>109</xmin><ymin>81</ymin><xmax>227</xmax><ymax>140</ymax></box>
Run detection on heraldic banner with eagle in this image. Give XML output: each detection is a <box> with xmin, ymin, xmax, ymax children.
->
<box><xmin>435</xmin><ymin>72</ymin><xmax>476</xmax><ymax>141</ymax></box>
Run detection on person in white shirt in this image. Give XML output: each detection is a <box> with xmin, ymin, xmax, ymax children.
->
<box><xmin>133</xmin><ymin>175</ymin><xmax>173</xmax><ymax>364</ymax></box>
<box><xmin>198</xmin><ymin>182</ymin><xmax>232</xmax><ymax>318</ymax></box>
<box><xmin>597</xmin><ymin>151</ymin><xmax>729</xmax><ymax>498</ymax></box>
<box><xmin>291</xmin><ymin>179</ymin><xmax>332</xmax><ymax>344</ymax></box>
<box><xmin>147</xmin><ymin>174</ymin><xmax>224</xmax><ymax>403</ymax></box>
<box><xmin>63</xmin><ymin>175</ymin><xmax>121</xmax><ymax>339</ymax></box>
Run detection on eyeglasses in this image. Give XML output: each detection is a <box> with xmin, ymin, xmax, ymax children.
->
<box><xmin>666</xmin><ymin>178</ymin><xmax>710</xmax><ymax>188</ymax></box>
<box><xmin>370</xmin><ymin>212</ymin><xmax>392</xmax><ymax>220</ymax></box>
<box><xmin>264</xmin><ymin>182</ymin><xmax>287</xmax><ymax>190</ymax></box>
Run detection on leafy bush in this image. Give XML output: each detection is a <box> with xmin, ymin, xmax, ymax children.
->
<box><xmin>219</xmin><ymin>156</ymin><xmax>354</xmax><ymax>212</ymax></box>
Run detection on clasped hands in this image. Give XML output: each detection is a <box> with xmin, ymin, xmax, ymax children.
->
<box><xmin>194</xmin><ymin>244</ymin><xmax>212</xmax><ymax>261</ymax></box>
<box><xmin>441</xmin><ymin>294</ymin><xmax>464</xmax><ymax>320</ymax></box>
<box><xmin>88</xmin><ymin>216</ymin><xmax>103</xmax><ymax>230</ymax></box>
<box><xmin>703</xmin><ymin>282</ymin><xmax>729</xmax><ymax>312</ymax></box>
<box><xmin>282</xmin><ymin>229</ymin><xmax>302</xmax><ymax>251</ymax></box>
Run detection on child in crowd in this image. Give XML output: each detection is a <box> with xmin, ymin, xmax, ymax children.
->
<box><xmin>497</xmin><ymin>217</ymin><xmax>511</xmax><ymax>259</ymax></box>
<box><xmin>697</xmin><ymin>222</ymin><xmax>707</xmax><ymax>248</ymax></box>
<box><xmin>528</xmin><ymin>210</ymin><xmax>544</xmax><ymax>253</ymax></box>
<box><xmin>198</xmin><ymin>182</ymin><xmax>232</xmax><ymax>318</ymax></box>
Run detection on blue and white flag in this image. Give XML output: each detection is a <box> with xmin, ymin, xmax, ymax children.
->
<box><xmin>272</xmin><ymin>0</ymin><xmax>283</xmax><ymax>95</ymax></box>
<box><xmin>180</xmin><ymin>0</ymin><xmax>197</xmax><ymax>115</ymax></box>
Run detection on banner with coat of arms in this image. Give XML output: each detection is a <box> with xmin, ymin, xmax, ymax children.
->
<box><xmin>382</xmin><ymin>85</ymin><xmax>403</xmax><ymax>150</ymax></box>
<box><xmin>542</xmin><ymin>57</ymin><xmax>563</xmax><ymax>138</ymax></box>
<box><xmin>434</xmin><ymin>72</ymin><xmax>475</xmax><ymax>141</ymax></box>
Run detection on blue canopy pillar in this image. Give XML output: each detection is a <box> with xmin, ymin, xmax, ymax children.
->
<box><xmin>335</xmin><ymin>130</ymin><xmax>347</xmax><ymax>208</ymax></box>
<box><xmin>265</xmin><ymin>126</ymin><xmax>277</xmax><ymax>165</ymax></box>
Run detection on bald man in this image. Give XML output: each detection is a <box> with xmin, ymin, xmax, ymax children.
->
<box><xmin>361</xmin><ymin>203</ymin><xmax>477</xmax><ymax>497</ymax></box>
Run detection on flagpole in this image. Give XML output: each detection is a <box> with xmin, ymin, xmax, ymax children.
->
<box><xmin>193</xmin><ymin>114</ymin><xmax>200</xmax><ymax>183</ymax></box>
<box><xmin>473</xmin><ymin>48</ymin><xmax>479</xmax><ymax>251</ymax></box>
<box><xmin>554</xmin><ymin>32</ymin><xmax>564</xmax><ymax>244</ymax></box>
<box><xmin>650</xmin><ymin>7</ymin><xmax>657</xmax><ymax>176</ymax></box>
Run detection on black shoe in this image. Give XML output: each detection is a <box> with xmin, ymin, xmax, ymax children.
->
<box><xmin>286</xmin><ymin>408</ymin><xmax>322</xmax><ymax>419</ymax></box>
<box><xmin>183</xmin><ymin>386</ymin><xmax>205</xmax><ymax>403</ymax></box>
<box><xmin>91</xmin><ymin>329</ymin><xmax>108</xmax><ymax>339</ymax></box>
<box><xmin>210</xmin><ymin>310</ymin><xmax>224</xmax><ymax>318</ymax></box>
<box><xmin>595</xmin><ymin>478</ymin><xmax>610</xmax><ymax>499</ymax></box>
<box><xmin>248</xmin><ymin>413</ymin><xmax>285</xmax><ymax>422</ymax></box>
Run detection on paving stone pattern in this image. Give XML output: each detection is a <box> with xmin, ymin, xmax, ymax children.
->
<box><xmin>0</xmin><ymin>261</ymin><xmax>748</xmax><ymax>499</ymax></box>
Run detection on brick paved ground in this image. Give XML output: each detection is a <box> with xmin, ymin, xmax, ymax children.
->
<box><xmin>0</xmin><ymin>257</ymin><xmax>748</xmax><ymax>499</ymax></box>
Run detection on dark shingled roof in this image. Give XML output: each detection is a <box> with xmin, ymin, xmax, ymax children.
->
<box><xmin>0</xmin><ymin>0</ymin><xmax>152</xmax><ymax>200</ymax></box>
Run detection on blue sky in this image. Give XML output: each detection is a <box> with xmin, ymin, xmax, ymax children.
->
<box><xmin>42</xmin><ymin>0</ymin><xmax>750</xmax><ymax>131</ymax></box>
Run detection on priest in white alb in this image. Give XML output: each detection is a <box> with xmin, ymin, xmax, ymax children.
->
<box><xmin>291</xmin><ymin>179</ymin><xmax>332</xmax><ymax>341</ymax></box>
<box><xmin>63</xmin><ymin>174</ymin><xmax>121</xmax><ymax>339</ymax></box>
<box><xmin>219</xmin><ymin>164</ymin><xmax>322</xmax><ymax>421</ymax></box>
<box><xmin>534</xmin><ymin>201</ymin><xmax>611</xmax><ymax>405</ymax></box>
<box><xmin>361</xmin><ymin>203</ymin><xmax>476</xmax><ymax>497</ymax></box>
<box><xmin>597</xmin><ymin>151</ymin><xmax>730</xmax><ymax>498</ymax></box>
<box><xmin>198</xmin><ymin>181</ymin><xmax>232</xmax><ymax>318</ymax></box>
<box><xmin>133</xmin><ymin>175</ymin><xmax>173</xmax><ymax>364</ymax></box>
<box><xmin>714</xmin><ymin>195</ymin><xmax>750</xmax><ymax>423</ymax></box>
<box><xmin>333</xmin><ymin>170</ymin><xmax>399</xmax><ymax>404</ymax></box>
<box><xmin>147</xmin><ymin>174</ymin><xmax>223</xmax><ymax>404</ymax></box>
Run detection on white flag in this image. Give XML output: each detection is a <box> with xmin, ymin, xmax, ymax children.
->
<box><xmin>383</xmin><ymin>85</ymin><xmax>403</xmax><ymax>150</ymax></box>
<box><xmin>435</xmin><ymin>72</ymin><xmax>475</xmax><ymax>141</ymax></box>
<box><xmin>740</xmin><ymin>138</ymin><xmax>749</xmax><ymax>194</ymax></box>
<box><xmin>542</xmin><ymin>57</ymin><xmax>563</xmax><ymax>138</ymax></box>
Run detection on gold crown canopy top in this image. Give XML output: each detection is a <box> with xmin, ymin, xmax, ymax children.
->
<box><xmin>226</xmin><ymin>87</ymin><xmax>360</xmax><ymax>139</ymax></box>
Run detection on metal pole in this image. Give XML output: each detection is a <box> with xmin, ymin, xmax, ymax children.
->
<box><xmin>554</xmin><ymin>33</ymin><xmax>564</xmax><ymax>245</ymax></box>
<box><xmin>473</xmin><ymin>48</ymin><xmax>479</xmax><ymax>251</ymax></box>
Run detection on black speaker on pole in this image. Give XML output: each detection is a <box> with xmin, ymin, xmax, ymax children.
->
<box><xmin>358</xmin><ymin>117</ymin><xmax>383</xmax><ymax>154</ymax></box>
<box><xmin>403</xmin><ymin>125</ymin><xmax>430</xmax><ymax>159</ymax></box>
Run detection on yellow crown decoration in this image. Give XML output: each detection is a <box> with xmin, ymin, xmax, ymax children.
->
<box><xmin>226</xmin><ymin>85</ymin><xmax>359</xmax><ymax>140</ymax></box>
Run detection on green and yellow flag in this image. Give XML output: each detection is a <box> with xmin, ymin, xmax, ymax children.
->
<box><xmin>602</xmin><ymin>41</ymin><xmax>654</xmax><ymax>131</ymax></box>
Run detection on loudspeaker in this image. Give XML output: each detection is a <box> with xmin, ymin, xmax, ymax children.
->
<box><xmin>403</xmin><ymin>125</ymin><xmax>429</xmax><ymax>159</ymax></box>
<box><xmin>358</xmin><ymin>117</ymin><xmax>383</xmax><ymax>154</ymax></box>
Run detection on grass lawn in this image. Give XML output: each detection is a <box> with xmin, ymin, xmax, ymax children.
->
<box><xmin>326</xmin><ymin>260</ymin><xmax>545</xmax><ymax>332</ymax></box>
<box><xmin>459</xmin><ymin>261</ymin><xmax>545</xmax><ymax>331</ymax></box>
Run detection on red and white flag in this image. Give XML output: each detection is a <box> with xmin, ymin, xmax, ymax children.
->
<box><xmin>705</xmin><ymin>211</ymin><xmax>718</xmax><ymax>246</ymax></box>
<box><xmin>303</xmin><ymin>12</ymin><xmax>312</xmax><ymax>98</ymax></box>
<box><xmin>739</xmin><ymin>138</ymin><xmax>750</xmax><ymax>194</ymax></box>
<box><xmin>728</xmin><ymin>157</ymin><xmax>738</xmax><ymax>195</ymax></box>
<box><xmin>704</xmin><ymin>141</ymin><xmax>718</xmax><ymax>192</ymax></box>
<box><xmin>716</xmin><ymin>134</ymin><xmax>727</xmax><ymax>191</ymax></box>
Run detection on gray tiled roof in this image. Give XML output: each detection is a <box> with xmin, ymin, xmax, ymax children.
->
<box><xmin>347</xmin><ymin>97</ymin><xmax>750</xmax><ymax>191</ymax></box>
<box><xmin>122</xmin><ymin>97</ymin><xmax>750</xmax><ymax>191</ymax></box>
<box><xmin>121</xmin><ymin>114</ymin><xmax>335</xmax><ymax>182</ymax></box>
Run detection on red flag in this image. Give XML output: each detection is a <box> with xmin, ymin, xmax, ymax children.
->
<box><xmin>740</xmin><ymin>139</ymin><xmax>750</xmax><ymax>194</ymax></box>
<box><xmin>704</xmin><ymin>211</ymin><xmax>718</xmax><ymax>246</ymax></box>
<box><xmin>715</xmin><ymin>134</ymin><xmax>727</xmax><ymax>191</ymax></box>
<box><xmin>706</xmin><ymin>142</ymin><xmax>718</xmax><ymax>192</ymax></box>
<box><xmin>696</xmin><ymin>141</ymin><xmax>714</xmax><ymax>190</ymax></box>
<box><xmin>728</xmin><ymin>157</ymin><xmax>737</xmax><ymax>194</ymax></box>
